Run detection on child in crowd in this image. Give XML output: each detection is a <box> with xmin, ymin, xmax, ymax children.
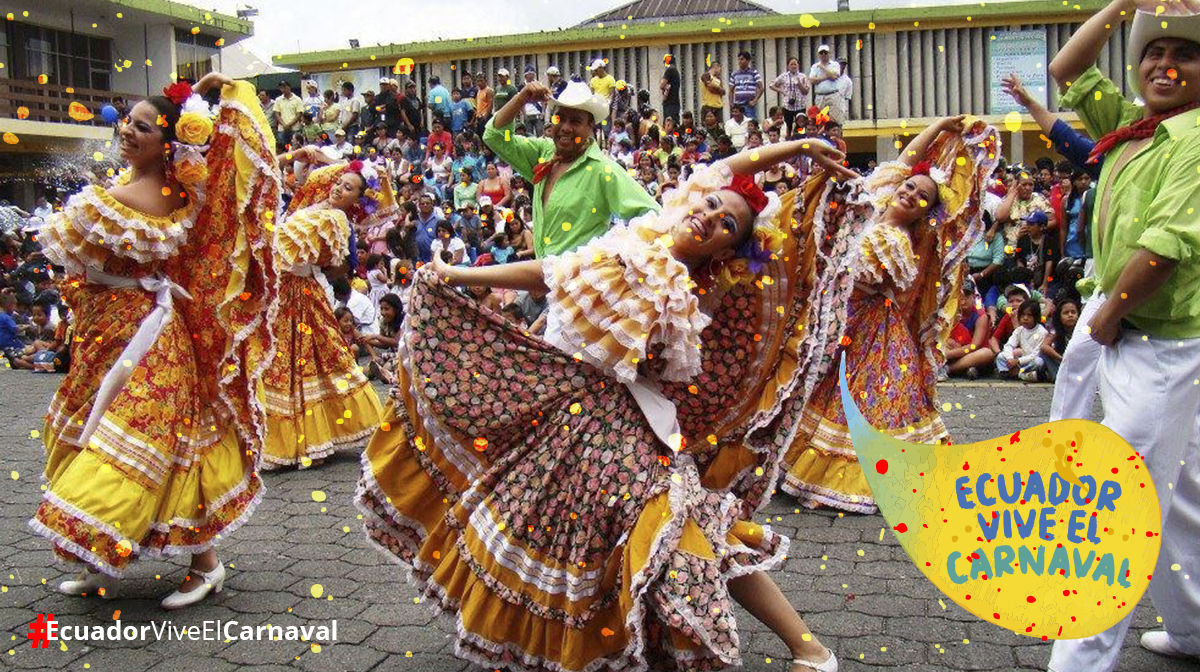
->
<box><xmin>365</xmin><ymin>254</ymin><xmax>390</xmax><ymax>307</ymax></box>
<box><xmin>0</xmin><ymin>292</ymin><xmax>27</xmax><ymax>367</ymax></box>
<box><xmin>9</xmin><ymin>302</ymin><xmax>56</xmax><ymax>370</ymax></box>
<box><xmin>334</xmin><ymin>306</ymin><xmax>361</xmax><ymax>359</ymax></box>
<box><xmin>996</xmin><ymin>300</ymin><xmax>1048</xmax><ymax>382</ymax></box>
<box><xmin>1040</xmin><ymin>294</ymin><xmax>1079</xmax><ymax>383</ymax></box>
<box><xmin>946</xmin><ymin>279</ymin><xmax>995</xmax><ymax>380</ymax></box>
<box><xmin>988</xmin><ymin>284</ymin><xmax>1031</xmax><ymax>355</ymax></box>
<box><xmin>363</xmin><ymin>293</ymin><xmax>403</xmax><ymax>386</ymax></box>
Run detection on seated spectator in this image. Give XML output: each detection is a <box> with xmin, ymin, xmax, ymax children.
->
<box><xmin>365</xmin><ymin>254</ymin><xmax>391</xmax><ymax>307</ymax></box>
<box><xmin>1012</xmin><ymin>211</ymin><xmax>1059</xmax><ymax>298</ymax></box>
<box><xmin>333</xmin><ymin>307</ymin><xmax>362</xmax><ymax>359</ymax></box>
<box><xmin>995</xmin><ymin>300</ymin><xmax>1048</xmax><ymax>382</ymax></box>
<box><xmin>430</xmin><ymin>219</ymin><xmax>467</xmax><ymax>266</ymax></box>
<box><xmin>1</xmin><ymin>292</ymin><xmax>30</xmax><ymax>368</ymax></box>
<box><xmin>485</xmin><ymin>210</ymin><xmax>534</xmax><ymax>263</ymax></box>
<box><xmin>946</xmin><ymin>279</ymin><xmax>995</xmax><ymax>380</ymax></box>
<box><xmin>1039</xmin><ymin>292</ymin><xmax>1079</xmax><ymax>383</ymax></box>
<box><xmin>724</xmin><ymin>105</ymin><xmax>750</xmax><ymax>149</ymax></box>
<box><xmin>454</xmin><ymin>202</ymin><xmax>483</xmax><ymax>260</ymax></box>
<box><xmin>362</xmin><ymin>293</ymin><xmax>403</xmax><ymax>386</ymax></box>
<box><xmin>988</xmin><ymin>284</ymin><xmax>1032</xmax><ymax>355</ymax></box>
<box><xmin>995</xmin><ymin>171</ymin><xmax>1054</xmax><ymax>246</ymax></box>
<box><xmin>425</xmin><ymin>118</ymin><xmax>455</xmax><ymax>160</ymax></box>
<box><xmin>333</xmin><ymin>277</ymin><xmax>379</xmax><ymax>336</ymax></box>
<box><xmin>453</xmin><ymin>169</ymin><xmax>478</xmax><ymax>211</ymax></box>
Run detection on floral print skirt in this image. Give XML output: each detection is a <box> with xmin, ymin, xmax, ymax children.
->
<box><xmin>781</xmin><ymin>290</ymin><xmax>948</xmax><ymax>513</ymax></box>
<box><xmin>356</xmin><ymin>274</ymin><xmax>787</xmax><ymax>672</ymax></box>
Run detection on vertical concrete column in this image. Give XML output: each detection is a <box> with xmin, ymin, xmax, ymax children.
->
<box><xmin>875</xmin><ymin>134</ymin><xmax>898</xmax><ymax>162</ymax></box>
<box><xmin>762</xmin><ymin>36</ymin><xmax>778</xmax><ymax>119</ymax></box>
<box><xmin>1008</xmin><ymin>130</ymin><xmax>1025</xmax><ymax>164</ymax></box>
<box><xmin>876</xmin><ymin>31</ymin><xmax>900</xmax><ymax>121</ymax></box>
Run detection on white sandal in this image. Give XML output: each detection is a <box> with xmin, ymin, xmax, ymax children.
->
<box><xmin>792</xmin><ymin>648</ymin><xmax>838</xmax><ymax>672</ymax></box>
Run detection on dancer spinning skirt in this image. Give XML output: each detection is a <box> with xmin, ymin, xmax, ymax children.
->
<box><xmin>260</xmin><ymin>160</ymin><xmax>387</xmax><ymax>469</ymax></box>
<box><xmin>358</xmin><ymin>138</ymin><xmax>867</xmax><ymax>672</ymax></box>
<box><xmin>781</xmin><ymin>115</ymin><xmax>1000</xmax><ymax>513</ymax></box>
<box><xmin>30</xmin><ymin>75</ymin><xmax>280</xmax><ymax>601</ymax></box>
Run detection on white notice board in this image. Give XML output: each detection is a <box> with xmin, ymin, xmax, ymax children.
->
<box><xmin>989</xmin><ymin>29</ymin><xmax>1048</xmax><ymax>115</ymax></box>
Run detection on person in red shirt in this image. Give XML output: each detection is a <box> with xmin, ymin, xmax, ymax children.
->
<box><xmin>987</xmin><ymin>284</ymin><xmax>1031</xmax><ymax>354</ymax></box>
<box><xmin>424</xmin><ymin>117</ymin><xmax>455</xmax><ymax>160</ymax></box>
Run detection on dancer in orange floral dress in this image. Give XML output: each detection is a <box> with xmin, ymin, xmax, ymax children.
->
<box><xmin>259</xmin><ymin>158</ymin><xmax>385</xmax><ymax>469</ymax></box>
<box><xmin>781</xmin><ymin>115</ymin><xmax>1000</xmax><ymax>513</ymax></box>
<box><xmin>30</xmin><ymin>73</ymin><xmax>280</xmax><ymax>610</ymax></box>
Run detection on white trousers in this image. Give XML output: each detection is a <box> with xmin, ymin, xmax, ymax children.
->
<box><xmin>1048</xmin><ymin>329</ymin><xmax>1200</xmax><ymax>671</ymax></box>
<box><xmin>1048</xmin><ymin>293</ymin><xmax>1106</xmax><ymax>422</ymax></box>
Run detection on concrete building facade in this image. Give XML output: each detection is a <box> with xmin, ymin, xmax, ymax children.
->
<box><xmin>273</xmin><ymin>0</ymin><xmax>1126</xmax><ymax>164</ymax></box>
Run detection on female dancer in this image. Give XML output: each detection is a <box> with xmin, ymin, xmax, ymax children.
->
<box><xmin>259</xmin><ymin>161</ymin><xmax>387</xmax><ymax>469</ymax></box>
<box><xmin>781</xmin><ymin>115</ymin><xmax>1000</xmax><ymax>513</ymax></box>
<box><xmin>357</xmin><ymin>138</ymin><xmax>862</xmax><ymax>672</ymax></box>
<box><xmin>31</xmin><ymin>73</ymin><xmax>280</xmax><ymax>608</ymax></box>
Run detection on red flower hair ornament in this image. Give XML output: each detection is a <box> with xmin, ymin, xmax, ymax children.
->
<box><xmin>724</xmin><ymin>173</ymin><xmax>768</xmax><ymax>215</ymax></box>
<box><xmin>163</xmin><ymin>82</ymin><xmax>194</xmax><ymax>107</ymax></box>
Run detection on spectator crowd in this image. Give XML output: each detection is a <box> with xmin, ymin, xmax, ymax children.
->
<box><xmin>5</xmin><ymin>49</ymin><xmax>1092</xmax><ymax>390</ymax></box>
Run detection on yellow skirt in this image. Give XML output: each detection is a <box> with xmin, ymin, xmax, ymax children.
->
<box><xmin>260</xmin><ymin>274</ymin><xmax>383</xmax><ymax>469</ymax></box>
<box><xmin>31</xmin><ymin>281</ymin><xmax>261</xmax><ymax>576</ymax></box>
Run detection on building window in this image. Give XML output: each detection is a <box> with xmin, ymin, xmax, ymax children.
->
<box><xmin>175</xmin><ymin>28</ymin><xmax>220</xmax><ymax>83</ymax></box>
<box><xmin>10</xmin><ymin>22</ymin><xmax>111</xmax><ymax>90</ymax></box>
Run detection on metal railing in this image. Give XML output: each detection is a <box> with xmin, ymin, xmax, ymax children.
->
<box><xmin>0</xmin><ymin>79</ymin><xmax>140</xmax><ymax>126</ymax></box>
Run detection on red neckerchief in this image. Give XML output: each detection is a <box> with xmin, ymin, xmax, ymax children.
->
<box><xmin>1086</xmin><ymin>101</ymin><xmax>1200</xmax><ymax>164</ymax></box>
<box><xmin>531</xmin><ymin>158</ymin><xmax>560</xmax><ymax>185</ymax></box>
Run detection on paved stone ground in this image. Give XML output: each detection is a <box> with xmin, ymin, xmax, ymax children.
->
<box><xmin>1</xmin><ymin>371</ymin><xmax>1197</xmax><ymax>672</ymax></box>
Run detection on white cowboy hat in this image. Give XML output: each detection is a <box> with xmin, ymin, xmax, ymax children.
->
<box><xmin>1127</xmin><ymin>9</ymin><xmax>1200</xmax><ymax>98</ymax></box>
<box><xmin>817</xmin><ymin>44</ymin><xmax>831</xmax><ymax>53</ymax></box>
<box><xmin>589</xmin><ymin>58</ymin><xmax>607</xmax><ymax>71</ymax></box>
<box><xmin>546</xmin><ymin>66</ymin><xmax>561</xmax><ymax>76</ymax></box>
<box><xmin>497</xmin><ymin>67</ymin><xmax>510</xmax><ymax>76</ymax></box>
<box><xmin>547</xmin><ymin>80</ymin><xmax>609</xmax><ymax>123</ymax></box>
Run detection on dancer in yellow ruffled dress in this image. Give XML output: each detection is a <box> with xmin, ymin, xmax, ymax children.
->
<box><xmin>259</xmin><ymin>158</ymin><xmax>385</xmax><ymax>469</ymax></box>
<box><xmin>30</xmin><ymin>73</ymin><xmax>280</xmax><ymax>609</ymax></box>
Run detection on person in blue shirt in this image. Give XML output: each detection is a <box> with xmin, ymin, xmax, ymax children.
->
<box><xmin>453</xmin><ymin>139</ymin><xmax>486</xmax><ymax>183</ymax></box>
<box><xmin>426</xmin><ymin>76</ymin><xmax>452</xmax><ymax>125</ymax></box>
<box><xmin>448</xmin><ymin>88</ymin><xmax>475</xmax><ymax>134</ymax></box>
<box><xmin>412</xmin><ymin>192</ymin><xmax>444</xmax><ymax>263</ymax></box>
<box><xmin>0</xmin><ymin>292</ymin><xmax>27</xmax><ymax>365</ymax></box>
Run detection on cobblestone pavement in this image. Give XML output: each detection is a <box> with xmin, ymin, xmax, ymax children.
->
<box><xmin>1</xmin><ymin>371</ymin><xmax>1196</xmax><ymax>672</ymax></box>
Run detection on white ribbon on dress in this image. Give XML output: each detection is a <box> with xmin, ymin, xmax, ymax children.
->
<box><xmin>77</xmin><ymin>268</ymin><xmax>193</xmax><ymax>448</ymax></box>
<box><xmin>543</xmin><ymin>314</ymin><xmax>683</xmax><ymax>450</ymax></box>
<box><xmin>290</xmin><ymin>263</ymin><xmax>336</xmax><ymax>306</ymax></box>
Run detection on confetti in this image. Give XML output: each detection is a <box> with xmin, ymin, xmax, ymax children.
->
<box><xmin>310</xmin><ymin>584</ymin><xmax>324</xmax><ymax>598</ymax></box>
<box><xmin>2</xmin><ymin>133</ymin><xmax>18</xmax><ymax>145</ymax></box>
<box><xmin>311</xmin><ymin>490</ymin><xmax>327</xmax><ymax>502</ymax></box>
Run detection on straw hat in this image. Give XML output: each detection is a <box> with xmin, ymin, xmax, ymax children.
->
<box><xmin>1127</xmin><ymin>9</ymin><xmax>1200</xmax><ymax>98</ymax></box>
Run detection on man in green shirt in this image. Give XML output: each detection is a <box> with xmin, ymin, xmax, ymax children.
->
<box><xmin>1047</xmin><ymin>1</ymin><xmax>1200</xmax><ymax>670</ymax></box>
<box><xmin>492</xmin><ymin>68</ymin><xmax>519</xmax><ymax>113</ymax></box>
<box><xmin>484</xmin><ymin>79</ymin><xmax>660</xmax><ymax>258</ymax></box>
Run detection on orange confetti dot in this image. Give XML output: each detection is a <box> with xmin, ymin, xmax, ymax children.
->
<box><xmin>601</xmin><ymin>628</ymin><xmax>615</xmax><ymax>637</ymax></box>
<box><xmin>161</xmin><ymin>187</ymin><xmax>173</xmax><ymax>196</ymax></box>
<box><xmin>473</xmin><ymin>437</ymin><xmax>489</xmax><ymax>451</ymax></box>
<box><xmin>68</xmin><ymin>101</ymin><xmax>94</xmax><ymax>121</ymax></box>
<box><xmin>2</xmin><ymin>132</ymin><xmax>17</xmax><ymax>145</ymax></box>
<box><xmin>16</xmin><ymin>106</ymin><xmax>28</xmax><ymax>119</ymax></box>
<box><xmin>37</xmin><ymin>74</ymin><xmax>48</xmax><ymax>84</ymax></box>
<box><xmin>112</xmin><ymin>610</ymin><xmax>121</xmax><ymax>620</ymax></box>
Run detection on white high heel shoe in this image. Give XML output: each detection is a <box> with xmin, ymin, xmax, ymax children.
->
<box><xmin>160</xmin><ymin>562</ymin><xmax>225</xmax><ymax>611</ymax></box>
<box><xmin>57</xmin><ymin>569</ymin><xmax>119</xmax><ymax>599</ymax></box>
<box><xmin>792</xmin><ymin>648</ymin><xmax>838</xmax><ymax>672</ymax></box>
